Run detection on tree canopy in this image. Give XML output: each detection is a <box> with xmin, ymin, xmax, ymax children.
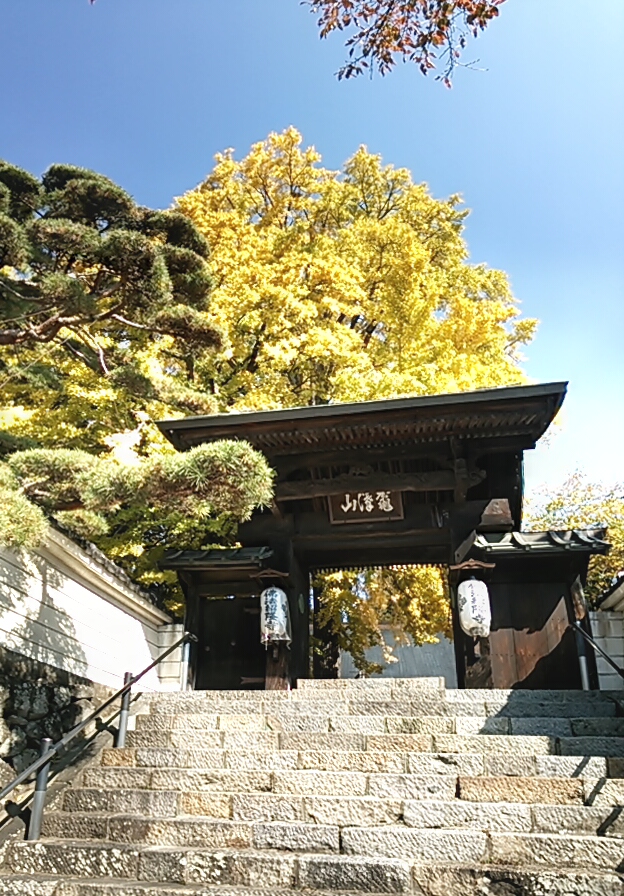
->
<box><xmin>176</xmin><ymin>127</ymin><xmax>535</xmax><ymax>412</ymax></box>
<box><xmin>308</xmin><ymin>0</ymin><xmax>506</xmax><ymax>83</ymax></box>
<box><xmin>0</xmin><ymin>161</ymin><xmax>222</xmax><ymax>453</ymax></box>
<box><xmin>175</xmin><ymin>127</ymin><xmax>535</xmax><ymax>669</ymax></box>
<box><xmin>525</xmin><ymin>473</ymin><xmax>624</xmax><ymax>603</ymax></box>
<box><xmin>0</xmin><ymin>133</ymin><xmax>537</xmax><ymax>666</ymax></box>
<box><xmin>0</xmin><ymin>160</ymin><xmax>273</xmax><ymax>608</ymax></box>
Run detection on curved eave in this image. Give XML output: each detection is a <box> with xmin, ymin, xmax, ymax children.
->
<box><xmin>157</xmin><ymin>382</ymin><xmax>567</xmax><ymax>456</ymax></box>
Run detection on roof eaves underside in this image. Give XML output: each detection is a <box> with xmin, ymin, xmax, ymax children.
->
<box><xmin>157</xmin><ymin>382</ymin><xmax>567</xmax><ymax>455</ymax></box>
<box><xmin>473</xmin><ymin>529</ymin><xmax>610</xmax><ymax>557</ymax></box>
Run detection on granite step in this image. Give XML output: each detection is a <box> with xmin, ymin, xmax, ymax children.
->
<box><xmin>0</xmin><ymin>870</ymin><xmax>622</xmax><ymax>896</ymax></box>
<box><xmin>56</xmin><ymin>785</ymin><xmax>624</xmax><ymax>827</ymax></box>
<box><xmin>1</xmin><ymin>842</ymin><xmax>416</xmax><ymax>891</ymax></box>
<box><xmin>127</xmin><ymin>716</ymin><xmax>624</xmax><ymax>747</ymax></box>
<box><xmin>4</xmin><ymin>680</ymin><xmax>622</xmax><ymax>892</ymax></box>
<box><xmin>0</xmin><ymin>881</ymin><xmax>412</xmax><ymax>896</ymax></box>
<box><xmin>141</xmin><ymin>698</ymin><xmax>619</xmax><ymax>720</ymax></box>
<box><xmin>4</xmin><ymin>836</ymin><xmax>624</xmax><ymax>882</ymax></box>
<box><xmin>41</xmin><ymin>797</ymin><xmax>624</xmax><ymax>843</ymax></box>
<box><xmin>75</xmin><ymin>764</ymin><xmax>622</xmax><ymax>804</ymax></box>
<box><xmin>99</xmin><ymin>745</ymin><xmax>622</xmax><ymax>776</ymax></box>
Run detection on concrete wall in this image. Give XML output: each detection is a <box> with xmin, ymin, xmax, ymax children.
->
<box><xmin>0</xmin><ymin>529</ymin><xmax>184</xmax><ymax>692</ymax></box>
<box><xmin>590</xmin><ymin>610</ymin><xmax>624</xmax><ymax>691</ymax></box>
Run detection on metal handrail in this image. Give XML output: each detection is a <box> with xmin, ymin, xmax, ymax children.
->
<box><xmin>571</xmin><ymin>620</ymin><xmax>624</xmax><ymax>681</ymax></box>
<box><xmin>0</xmin><ymin>631</ymin><xmax>197</xmax><ymax>806</ymax></box>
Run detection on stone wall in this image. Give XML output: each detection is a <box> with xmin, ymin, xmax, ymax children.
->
<box><xmin>0</xmin><ymin>646</ymin><xmax>114</xmax><ymax>776</ymax></box>
<box><xmin>0</xmin><ymin>528</ymin><xmax>186</xmax><ymax>779</ymax></box>
<box><xmin>0</xmin><ymin>529</ymin><xmax>183</xmax><ymax>691</ymax></box>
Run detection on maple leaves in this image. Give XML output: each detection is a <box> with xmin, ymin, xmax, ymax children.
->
<box><xmin>308</xmin><ymin>0</ymin><xmax>506</xmax><ymax>83</ymax></box>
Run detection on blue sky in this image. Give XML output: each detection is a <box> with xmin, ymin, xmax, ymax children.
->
<box><xmin>1</xmin><ymin>0</ymin><xmax>623</xmax><ymax>495</ymax></box>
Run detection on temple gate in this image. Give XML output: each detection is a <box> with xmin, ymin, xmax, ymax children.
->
<box><xmin>158</xmin><ymin>382</ymin><xmax>606</xmax><ymax>690</ymax></box>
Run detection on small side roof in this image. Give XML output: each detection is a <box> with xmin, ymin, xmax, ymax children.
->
<box><xmin>472</xmin><ymin>529</ymin><xmax>610</xmax><ymax>558</ymax></box>
<box><xmin>162</xmin><ymin>546</ymin><xmax>273</xmax><ymax>570</ymax></box>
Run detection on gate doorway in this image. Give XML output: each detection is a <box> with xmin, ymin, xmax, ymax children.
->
<box><xmin>195</xmin><ymin>596</ymin><xmax>266</xmax><ymax>690</ymax></box>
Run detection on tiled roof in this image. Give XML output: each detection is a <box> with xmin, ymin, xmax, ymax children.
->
<box><xmin>162</xmin><ymin>546</ymin><xmax>273</xmax><ymax>569</ymax></box>
<box><xmin>158</xmin><ymin>382</ymin><xmax>567</xmax><ymax>456</ymax></box>
<box><xmin>598</xmin><ymin>573</ymin><xmax>624</xmax><ymax>612</ymax></box>
<box><xmin>472</xmin><ymin>529</ymin><xmax>610</xmax><ymax>557</ymax></box>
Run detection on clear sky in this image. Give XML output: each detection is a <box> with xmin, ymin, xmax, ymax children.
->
<box><xmin>1</xmin><ymin>0</ymin><xmax>623</xmax><ymax>496</ymax></box>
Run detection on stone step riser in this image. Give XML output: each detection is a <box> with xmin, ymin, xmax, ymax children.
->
<box><xmin>75</xmin><ymin>767</ymin><xmax>624</xmax><ymax>805</ymax></box>
<box><xmin>1</xmin><ymin>844</ymin><xmax>413</xmax><ymax>891</ymax></box>
<box><xmin>100</xmin><ymin>747</ymin><xmax>618</xmax><ymax>775</ymax></box>
<box><xmin>131</xmin><ymin>716</ymin><xmax>624</xmax><ymax>738</ymax></box>
<box><xmin>42</xmin><ymin>797</ymin><xmax>624</xmax><ymax>842</ymax></box>
<box><xmin>141</xmin><ymin>701</ymin><xmax>619</xmax><ymax>722</ymax></box>
<box><xmin>1</xmin><ymin>869</ymin><xmax>623</xmax><ymax>896</ymax></box>
<box><xmin>130</xmin><ymin>723</ymin><xmax>624</xmax><ymax>756</ymax></box>
<box><xmin>58</xmin><ymin>788</ymin><xmax>624</xmax><ymax>831</ymax></box>
<box><xmin>5</xmin><ymin>834</ymin><xmax>624</xmax><ymax>882</ymax></box>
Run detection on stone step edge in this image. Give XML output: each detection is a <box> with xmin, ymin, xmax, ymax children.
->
<box><xmin>1</xmin><ymin>870</ymin><xmax>623</xmax><ymax>896</ymax></box>
<box><xmin>10</xmin><ymin>834</ymin><xmax>623</xmax><ymax>853</ymax></box>
<box><xmin>45</xmin><ymin>796</ymin><xmax>619</xmax><ymax>827</ymax></box>
<box><xmin>40</xmin><ymin>812</ymin><xmax>624</xmax><ymax>843</ymax></box>
<box><xmin>0</xmin><ymin>874</ymin><xmax>398</xmax><ymax>896</ymax></box>
<box><xmin>0</xmin><ymin>873</ymin><xmax>395</xmax><ymax>893</ymax></box>
<box><xmin>0</xmin><ymin>863</ymin><xmax>624</xmax><ymax>896</ymax></box>
<box><xmin>100</xmin><ymin>751</ymin><xmax>624</xmax><ymax>768</ymax></box>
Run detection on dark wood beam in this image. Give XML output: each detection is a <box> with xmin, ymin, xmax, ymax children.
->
<box><xmin>273</xmin><ymin>445</ymin><xmax>455</xmax><ymax>475</ymax></box>
<box><xmin>276</xmin><ymin>469</ymin><xmax>485</xmax><ymax>501</ymax></box>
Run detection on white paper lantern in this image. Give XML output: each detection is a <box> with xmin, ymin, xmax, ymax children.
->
<box><xmin>457</xmin><ymin>578</ymin><xmax>491</xmax><ymax>638</ymax></box>
<box><xmin>260</xmin><ymin>586</ymin><xmax>292</xmax><ymax>647</ymax></box>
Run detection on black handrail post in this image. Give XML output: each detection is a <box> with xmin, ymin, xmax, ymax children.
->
<box><xmin>0</xmin><ymin>632</ymin><xmax>196</xmax><ymax>809</ymax></box>
<box><xmin>26</xmin><ymin>738</ymin><xmax>53</xmax><ymax>841</ymax></box>
<box><xmin>116</xmin><ymin>672</ymin><xmax>133</xmax><ymax>748</ymax></box>
<box><xmin>573</xmin><ymin>625</ymin><xmax>591</xmax><ymax>690</ymax></box>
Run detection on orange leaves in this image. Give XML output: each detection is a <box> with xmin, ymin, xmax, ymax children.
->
<box><xmin>307</xmin><ymin>0</ymin><xmax>506</xmax><ymax>82</ymax></box>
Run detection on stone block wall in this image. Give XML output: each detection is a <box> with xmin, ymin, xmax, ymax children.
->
<box><xmin>0</xmin><ymin>528</ymin><xmax>185</xmax><ymax>776</ymax></box>
<box><xmin>0</xmin><ymin>646</ymin><xmax>114</xmax><ymax>775</ymax></box>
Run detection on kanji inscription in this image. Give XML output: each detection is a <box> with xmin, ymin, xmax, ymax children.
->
<box><xmin>328</xmin><ymin>489</ymin><xmax>404</xmax><ymax>524</ymax></box>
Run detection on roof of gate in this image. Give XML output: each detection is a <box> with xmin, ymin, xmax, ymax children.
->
<box><xmin>158</xmin><ymin>381</ymin><xmax>567</xmax><ymax>456</ymax></box>
<box><xmin>472</xmin><ymin>529</ymin><xmax>610</xmax><ymax>557</ymax></box>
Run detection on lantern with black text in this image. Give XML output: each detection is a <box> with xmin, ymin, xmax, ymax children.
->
<box><xmin>260</xmin><ymin>586</ymin><xmax>292</xmax><ymax>647</ymax></box>
<box><xmin>457</xmin><ymin>577</ymin><xmax>491</xmax><ymax>638</ymax></box>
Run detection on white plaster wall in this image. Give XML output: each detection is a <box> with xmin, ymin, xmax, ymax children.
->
<box><xmin>590</xmin><ymin>610</ymin><xmax>624</xmax><ymax>691</ymax></box>
<box><xmin>0</xmin><ymin>530</ymin><xmax>184</xmax><ymax>691</ymax></box>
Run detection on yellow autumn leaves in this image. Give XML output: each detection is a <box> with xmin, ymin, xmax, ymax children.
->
<box><xmin>177</xmin><ymin>128</ymin><xmax>537</xmax><ymax>669</ymax></box>
<box><xmin>177</xmin><ymin>127</ymin><xmax>536</xmax><ymax>411</ymax></box>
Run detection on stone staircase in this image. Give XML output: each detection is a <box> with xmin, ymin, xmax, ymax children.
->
<box><xmin>0</xmin><ymin>678</ymin><xmax>623</xmax><ymax>895</ymax></box>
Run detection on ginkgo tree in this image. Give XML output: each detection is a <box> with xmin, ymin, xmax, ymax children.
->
<box><xmin>176</xmin><ymin>127</ymin><xmax>535</xmax><ymax>412</ymax></box>
<box><xmin>176</xmin><ymin>127</ymin><xmax>536</xmax><ymax>669</ymax></box>
<box><xmin>526</xmin><ymin>473</ymin><xmax>624</xmax><ymax>603</ymax></box>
